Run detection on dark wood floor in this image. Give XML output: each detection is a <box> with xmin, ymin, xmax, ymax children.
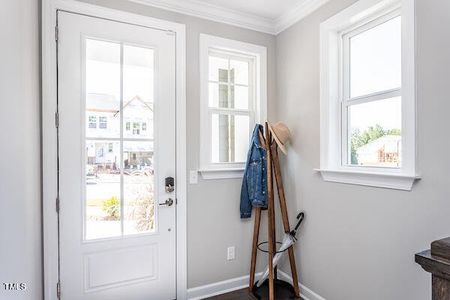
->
<box><xmin>205</xmin><ymin>288</ymin><xmax>303</xmax><ymax>300</ymax></box>
<box><xmin>205</xmin><ymin>288</ymin><xmax>256</xmax><ymax>300</ymax></box>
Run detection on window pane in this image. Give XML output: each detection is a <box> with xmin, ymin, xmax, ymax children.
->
<box><xmin>123</xmin><ymin>45</ymin><xmax>154</xmax><ymax>139</ymax></box>
<box><xmin>211</xmin><ymin>114</ymin><xmax>250</xmax><ymax>163</ymax></box>
<box><xmin>230</xmin><ymin>59</ymin><xmax>249</xmax><ymax>85</ymax></box>
<box><xmin>209</xmin><ymin>83</ymin><xmax>229</xmax><ymax>108</ymax></box>
<box><xmin>123</xmin><ymin>141</ymin><xmax>155</xmax><ymax>235</ymax></box>
<box><xmin>350</xmin><ymin>16</ymin><xmax>401</xmax><ymax>98</ymax></box>
<box><xmin>85</xmin><ymin>140</ymin><xmax>121</xmax><ymax>240</ymax></box>
<box><xmin>209</xmin><ymin>56</ymin><xmax>229</xmax><ymax>82</ymax></box>
<box><xmin>349</xmin><ymin>97</ymin><xmax>401</xmax><ymax>167</ymax></box>
<box><xmin>231</xmin><ymin>86</ymin><xmax>249</xmax><ymax>110</ymax></box>
<box><xmin>86</xmin><ymin>39</ymin><xmax>121</xmax><ymax>138</ymax></box>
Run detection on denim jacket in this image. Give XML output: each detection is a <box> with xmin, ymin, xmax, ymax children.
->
<box><xmin>240</xmin><ymin>124</ymin><xmax>267</xmax><ymax>218</ymax></box>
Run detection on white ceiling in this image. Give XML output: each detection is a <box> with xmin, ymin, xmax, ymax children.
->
<box><xmin>199</xmin><ymin>0</ymin><xmax>302</xmax><ymax>20</ymax></box>
<box><xmin>130</xmin><ymin>0</ymin><xmax>330</xmax><ymax>34</ymax></box>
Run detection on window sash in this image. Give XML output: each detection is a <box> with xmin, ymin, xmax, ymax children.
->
<box><xmin>340</xmin><ymin>9</ymin><xmax>402</xmax><ymax>168</ymax></box>
<box><xmin>341</xmin><ymin>9</ymin><xmax>401</xmax><ymax>102</ymax></box>
<box><xmin>206</xmin><ymin>51</ymin><xmax>256</xmax><ymax>167</ymax></box>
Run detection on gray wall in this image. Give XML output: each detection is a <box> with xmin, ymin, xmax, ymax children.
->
<box><xmin>0</xmin><ymin>0</ymin><xmax>42</xmax><ymax>299</ymax></box>
<box><xmin>3</xmin><ymin>0</ymin><xmax>448</xmax><ymax>298</ymax></box>
<box><xmin>74</xmin><ymin>0</ymin><xmax>277</xmax><ymax>289</ymax></box>
<box><xmin>276</xmin><ymin>0</ymin><xmax>450</xmax><ymax>299</ymax></box>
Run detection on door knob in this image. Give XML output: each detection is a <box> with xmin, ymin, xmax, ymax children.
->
<box><xmin>159</xmin><ymin>198</ymin><xmax>174</xmax><ymax>207</ymax></box>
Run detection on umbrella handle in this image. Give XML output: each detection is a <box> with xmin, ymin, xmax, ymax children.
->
<box><xmin>293</xmin><ymin>212</ymin><xmax>305</xmax><ymax>233</ymax></box>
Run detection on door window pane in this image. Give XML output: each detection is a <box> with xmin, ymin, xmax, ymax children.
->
<box><xmin>211</xmin><ymin>114</ymin><xmax>250</xmax><ymax>163</ymax></box>
<box><xmin>123</xmin><ymin>45</ymin><xmax>154</xmax><ymax>139</ymax></box>
<box><xmin>85</xmin><ymin>140</ymin><xmax>121</xmax><ymax>239</ymax></box>
<box><xmin>349</xmin><ymin>97</ymin><xmax>402</xmax><ymax>167</ymax></box>
<box><xmin>350</xmin><ymin>16</ymin><xmax>401</xmax><ymax>98</ymax></box>
<box><xmin>84</xmin><ymin>40</ymin><xmax>158</xmax><ymax>240</ymax></box>
<box><xmin>123</xmin><ymin>141</ymin><xmax>155</xmax><ymax>235</ymax></box>
<box><xmin>86</xmin><ymin>39</ymin><xmax>121</xmax><ymax>138</ymax></box>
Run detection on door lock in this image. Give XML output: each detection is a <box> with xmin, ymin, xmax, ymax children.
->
<box><xmin>165</xmin><ymin>176</ymin><xmax>175</xmax><ymax>193</ymax></box>
<box><xmin>159</xmin><ymin>198</ymin><xmax>174</xmax><ymax>207</ymax></box>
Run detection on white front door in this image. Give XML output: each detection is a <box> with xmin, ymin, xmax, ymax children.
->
<box><xmin>58</xmin><ymin>11</ymin><xmax>176</xmax><ymax>300</ymax></box>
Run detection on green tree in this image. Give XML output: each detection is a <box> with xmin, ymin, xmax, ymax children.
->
<box><xmin>351</xmin><ymin>124</ymin><xmax>401</xmax><ymax>165</ymax></box>
<box><xmin>102</xmin><ymin>196</ymin><xmax>120</xmax><ymax>220</ymax></box>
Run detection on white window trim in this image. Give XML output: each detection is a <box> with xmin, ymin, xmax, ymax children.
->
<box><xmin>318</xmin><ymin>0</ymin><xmax>420</xmax><ymax>190</ymax></box>
<box><xmin>199</xmin><ymin>34</ymin><xmax>267</xmax><ymax>180</ymax></box>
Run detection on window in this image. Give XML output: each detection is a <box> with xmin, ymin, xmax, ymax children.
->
<box><xmin>319</xmin><ymin>0</ymin><xmax>418</xmax><ymax>190</ymax></box>
<box><xmin>88</xmin><ymin>116</ymin><xmax>97</xmax><ymax>128</ymax></box>
<box><xmin>99</xmin><ymin>116</ymin><xmax>107</xmax><ymax>129</ymax></box>
<box><xmin>125</xmin><ymin>122</ymin><xmax>131</xmax><ymax>131</ymax></box>
<box><xmin>343</xmin><ymin>13</ymin><xmax>401</xmax><ymax>168</ymax></box>
<box><xmin>199</xmin><ymin>34</ymin><xmax>267</xmax><ymax>179</ymax></box>
<box><xmin>132</xmin><ymin>122</ymin><xmax>140</xmax><ymax>135</ymax></box>
<box><xmin>142</xmin><ymin>122</ymin><xmax>147</xmax><ymax>131</ymax></box>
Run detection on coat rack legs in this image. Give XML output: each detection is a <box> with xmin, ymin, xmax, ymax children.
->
<box><xmin>272</xmin><ymin>145</ymin><xmax>301</xmax><ymax>298</ymax></box>
<box><xmin>249</xmin><ymin>207</ymin><xmax>261</xmax><ymax>291</ymax></box>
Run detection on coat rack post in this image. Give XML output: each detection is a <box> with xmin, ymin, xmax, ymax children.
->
<box><xmin>265</xmin><ymin>122</ymin><xmax>275</xmax><ymax>300</ymax></box>
<box><xmin>272</xmin><ymin>145</ymin><xmax>301</xmax><ymax>297</ymax></box>
<box><xmin>249</xmin><ymin>207</ymin><xmax>261</xmax><ymax>291</ymax></box>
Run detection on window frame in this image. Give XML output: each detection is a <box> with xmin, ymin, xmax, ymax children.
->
<box><xmin>318</xmin><ymin>0</ymin><xmax>419</xmax><ymax>190</ymax></box>
<box><xmin>341</xmin><ymin>9</ymin><xmax>402</xmax><ymax>168</ymax></box>
<box><xmin>199</xmin><ymin>34</ymin><xmax>267</xmax><ymax>179</ymax></box>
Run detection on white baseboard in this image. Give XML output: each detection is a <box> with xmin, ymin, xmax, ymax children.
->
<box><xmin>277</xmin><ymin>270</ymin><xmax>326</xmax><ymax>300</ymax></box>
<box><xmin>187</xmin><ymin>273</ymin><xmax>261</xmax><ymax>299</ymax></box>
<box><xmin>187</xmin><ymin>271</ymin><xmax>325</xmax><ymax>300</ymax></box>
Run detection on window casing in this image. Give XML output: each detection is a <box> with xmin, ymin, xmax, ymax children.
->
<box><xmin>319</xmin><ymin>0</ymin><xmax>418</xmax><ymax>190</ymax></box>
<box><xmin>199</xmin><ymin>34</ymin><xmax>267</xmax><ymax>179</ymax></box>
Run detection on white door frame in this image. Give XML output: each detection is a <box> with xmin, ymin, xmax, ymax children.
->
<box><xmin>42</xmin><ymin>1</ymin><xmax>187</xmax><ymax>299</ymax></box>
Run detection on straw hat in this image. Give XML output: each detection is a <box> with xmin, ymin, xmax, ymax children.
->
<box><xmin>268</xmin><ymin>121</ymin><xmax>291</xmax><ymax>155</ymax></box>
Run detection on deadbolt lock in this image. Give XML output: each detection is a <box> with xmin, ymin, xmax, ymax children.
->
<box><xmin>165</xmin><ymin>176</ymin><xmax>175</xmax><ymax>193</ymax></box>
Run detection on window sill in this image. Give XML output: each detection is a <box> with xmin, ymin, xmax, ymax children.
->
<box><xmin>199</xmin><ymin>168</ymin><xmax>245</xmax><ymax>180</ymax></box>
<box><xmin>315</xmin><ymin>168</ymin><xmax>420</xmax><ymax>191</ymax></box>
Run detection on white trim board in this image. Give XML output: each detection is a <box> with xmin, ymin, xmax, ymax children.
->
<box><xmin>129</xmin><ymin>0</ymin><xmax>331</xmax><ymax>35</ymax></box>
<box><xmin>187</xmin><ymin>271</ymin><xmax>326</xmax><ymax>300</ymax></box>
<box><xmin>41</xmin><ymin>0</ymin><xmax>187</xmax><ymax>299</ymax></box>
<box><xmin>187</xmin><ymin>273</ymin><xmax>261</xmax><ymax>300</ymax></box>
<box><xmin>278</xmin><ymin>270</ymin><xmax>327</xmax><ymax>300</ymax></box>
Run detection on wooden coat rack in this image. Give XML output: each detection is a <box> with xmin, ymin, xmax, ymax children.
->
<box><xmin>249</xmin><ymin>122</ymin><xmax>300</xmax><ymax>299</ymax></box>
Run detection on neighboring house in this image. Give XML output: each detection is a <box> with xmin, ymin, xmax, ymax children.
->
<box><xmin>356</xmin><ymin>135</ymin><xmax>402</xmax><ymax>167</ymax></box>
<box><xmin>86</xmin><ymin>93</ymin><xmax>154</xmax><ymax>171</ymax></box>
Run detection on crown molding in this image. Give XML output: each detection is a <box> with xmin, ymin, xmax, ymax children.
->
<box><xmin>274</xmin><ymin>0</ymin><xmax>331</xmax><ymax>34</ymax></box>
<box><xmin>129</xmin><ymin>0</ymin><xmax>277</xmax><ymax>34</ymax></box>
<box><xmin>128</xmin><ymin>0</ymin><xmax>329</xmax><ymax>35</ymax></box>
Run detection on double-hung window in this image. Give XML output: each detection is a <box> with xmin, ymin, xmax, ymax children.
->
<box><xmin>199</xmin><ymin>34</ymin><xmax>267</xmax><ymax>179</ymax></box>
<box><xmin>319</xmin><ymin>0</ymin><xmax>418</xmax><ymax>190</ymax></box>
